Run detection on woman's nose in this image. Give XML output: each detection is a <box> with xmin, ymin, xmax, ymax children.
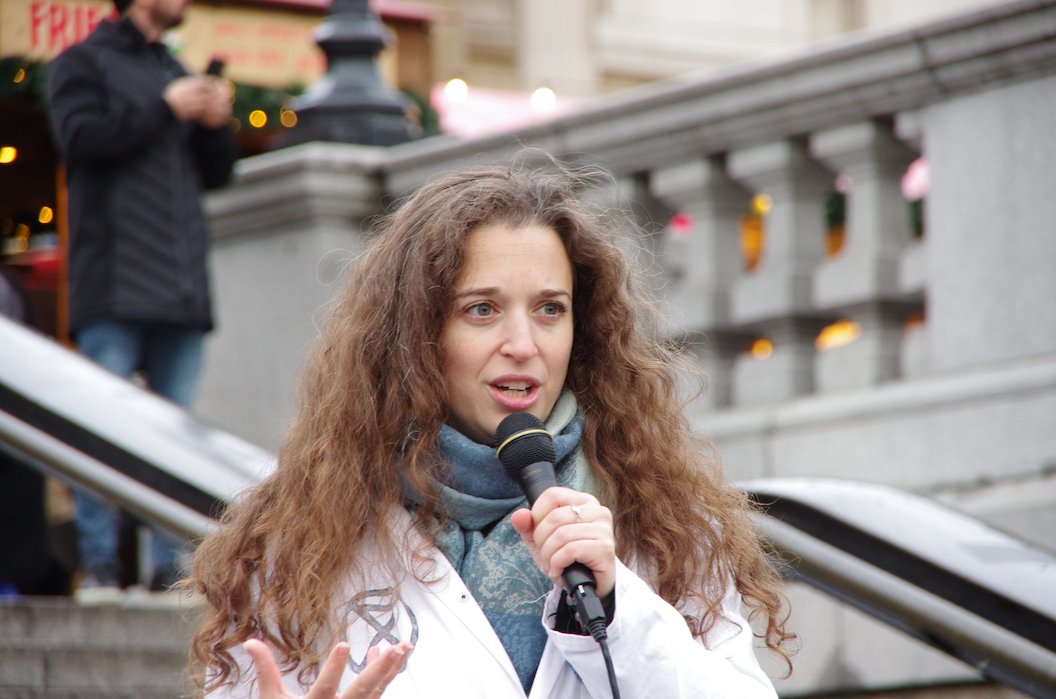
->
<box><xmin>500</xmin><ymin>314</ymin><xmax>539</xmax><ymax>360</ymax></box>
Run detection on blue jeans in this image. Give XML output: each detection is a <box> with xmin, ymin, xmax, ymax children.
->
<box><xmin>73</xmin><ymin>319</ymin><xmax>205</xmax><ymax>584</ymax></box>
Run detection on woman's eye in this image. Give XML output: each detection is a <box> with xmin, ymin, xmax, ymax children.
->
<box><xmin>539</xmin><ymin>301</ymin><xmax>565</xmax><ymax>316</ymax></box>
<box><xmin>467</xmin><ymin>303</ymin><xmax>493</xmax><ymax>317</ymax></box>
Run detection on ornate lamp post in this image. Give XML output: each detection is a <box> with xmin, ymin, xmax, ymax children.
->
<box><xmin>287</xmin><ymin>0</ymin><xmax>414</xmax><ymax>146</ymax></box>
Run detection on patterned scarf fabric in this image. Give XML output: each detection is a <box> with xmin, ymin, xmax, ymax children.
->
<box><xmin>408</xmin><ymin>391</ymin><xmax>589</xmax><ymax>693</ymax></box>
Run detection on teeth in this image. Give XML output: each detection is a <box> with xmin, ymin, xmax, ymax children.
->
<box><xmin>497</xmin><ymin>381</ymin><xmax>531</xmax><ymax>396</ymax></box>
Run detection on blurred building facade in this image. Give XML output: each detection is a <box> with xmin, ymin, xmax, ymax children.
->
<box><xmin>426</xmin><ymin>0</ymin><xmax>1004</xmax><ymax>136</ymax></box>
<box><xmin>426</xmin><ymin>0</ymin><xmax>1000</xmax><ymax>97</ymax></box>
<box><xmin>196</xmin><ymin>0</ymin><xmax>1056</xmax><ymax>696</ymax></box>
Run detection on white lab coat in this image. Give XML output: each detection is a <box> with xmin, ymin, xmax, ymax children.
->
<box><xmin>210</xmin><ymin>509</ymin><xmax>777</xmax><ymax>698</ymax></box>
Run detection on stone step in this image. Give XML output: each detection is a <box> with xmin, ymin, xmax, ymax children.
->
<box><xmin>0</xmin><ymin>690</ymin><xmax>185</xmax><ymax>699</ymax></box>
<box><xmin>0</xmin><ymin>596</ymin><xmax>203</xmax><ymax>647</ymax></box>
<box><xmin>0</xmin><ymin>597</ymin><xmax>200</xmax><ymax>699</ymax></box>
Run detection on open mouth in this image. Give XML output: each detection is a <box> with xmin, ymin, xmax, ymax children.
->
<box><xmin>494</xmin><ymin>380</ymin><xmax>534</xmax><ymax>398</ymax></box>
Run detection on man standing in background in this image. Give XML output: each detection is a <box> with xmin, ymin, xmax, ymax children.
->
<box><xmin>46</xmin><ymin>0</ymin><xmax>236</xmax><ymax>600</ymax></box>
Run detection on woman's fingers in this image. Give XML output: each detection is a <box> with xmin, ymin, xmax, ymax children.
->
<box><xmin>529</xmin><ymin>489</ymin><xmax>616</xmax><ymax>599</ymax></box>
<box><xmin>510</xmin><ymin>508</ymin><xmax>537</xmax><ymax>544</ymax></box>
<box><xmin>531</xmin><ymin>490</ymin><xmax>610</xmax><ymax>555</ymax></box>
<box><xmin>543</xmin><ymin>522</ymin><xmax>615</xmax><ymax>589</ymax></box>
<box><xmin>307</xmin><ymin>643</ymin><xmax>352</xmax><ymax>698</ymax></box>
<box><xmin>340</xmin><ymin>642</ymin><xmax>413</xmax><ymax>699</ymax></box>
<box><xmin>244</xmin><ymin>639</ymin><xmax>412</xmax><ymax>699</ymax></box>
<box><xmin>243</xmin><ymin>639</ymin><xmax>290</xmax><ymax>699</ymax></box>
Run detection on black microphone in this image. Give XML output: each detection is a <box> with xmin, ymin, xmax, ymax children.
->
<box><xmin>495</xmin><ymin>412</ymin><xmax>608</xmax><ymax>636</ymax></box>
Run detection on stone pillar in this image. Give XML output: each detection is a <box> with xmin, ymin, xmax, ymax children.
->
<box><xmin>599</xmin><ymin>173</ymin><xmax>671</xmax><ymax>293</ymax></box>
<box><xmin>809</xmin><ymin>120</ymin><xmax>919</xmax><ymax>391</ymax></box>
<box><xmin>811</xmin><ymin>120</ymin><xmax>916</xmax><ymax>301</ymax></box>
<box><xmin>199</xmin><ymin>144</ymin><xmax>388</xmax><ymax>449</ymax></box>
<box><xmin>685</xmin><ymin>332</ymin><xmax>751</xmax><ymax>411</ymax></box>
<box><xmin>727</xmin><ymin>139</ymin><xmax>833</xmax><ymax>404</ymax></box>
<box><xmin>650</xmin><ymin>156</ymin><xmax>753</xmax><ymax>408</ymax></box>
<box><xmin>650</xmin><ymin>156</ymin><xmax>752</xmax><ymax>330</ymax></box>
<box><xmin>515</xmin><ymin>0</ymin><xmax>599</xmax><ymax>97</ymax></box>
<box><xmin>731</xmin><ymin>317</ymin><xmax>830</xmax><ymax>405</ymax></box>
<box><xmin>921</xmin><ymin>75</ymin><xmax>1056</xmax><ymax>372</ymax></box>
<box><xmin>814</xmin><ymin>304</ymin><xmax>907</xmax><ymax>392</ymax></box>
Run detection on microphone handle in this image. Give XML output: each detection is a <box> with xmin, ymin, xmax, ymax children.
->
<box><xmin>519</xmin><ymin>462</ymin><xmax>561</xmax><ymax>504</ymax></box>
<box><xmin>562</xmin><ymin>562</ymin><xmax>597</xmax><ymax>591</ymax></box>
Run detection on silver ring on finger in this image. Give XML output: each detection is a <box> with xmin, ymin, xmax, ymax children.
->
<box><xmin>569</xmin><ymin>503</ymin><xmax>584</xmax><ymax>521</ymax></box>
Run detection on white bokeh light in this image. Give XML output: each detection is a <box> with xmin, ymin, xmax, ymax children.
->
<box><xmin>530</xmin><ymin>86</ymin><xmax>557</xmax><ymax>113</ymax></box>
<box><xmin>444</xmin><ymin>78</ymin><xmax>469</xmax><ymax>103</ymax></box>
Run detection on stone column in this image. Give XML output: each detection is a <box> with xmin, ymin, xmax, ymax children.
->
<box><xmin>200</xmin><ymin>144</ymin><xmax>388</xmax><ymax>449</ymax></box>
<box><xmin>809</xmin><ymin>120</ymin><xmax>919</xmax><ymax>391</ymax></box>
<box><xmin>582</xmin><ymin>173</ymin><xmax>670</xmax><ymax>280</ymax></box>
<box><xmin>921</xmin><ymin>75</ymin><xmax>1056</xmax><ymax>372</ymax></box>
<box><xmin>650</xmin><ymin>156</ymin><xmax>753</xmax><ymax>408</ymax></box>
<box><xmin>727</xmin><ymin>139</ymin><xmax>833</xmax><ymax>404</ymax></box>
<box><xmin>515</xmin><ymin>0</ymin><xmax>599</xmax><ymax>97</ymax></box>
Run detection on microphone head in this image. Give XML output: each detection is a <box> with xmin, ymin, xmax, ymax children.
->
<box><xmin>494</xmin><ymin>412</ymin><xmax>555</xmax><ymax>477</ymax></box>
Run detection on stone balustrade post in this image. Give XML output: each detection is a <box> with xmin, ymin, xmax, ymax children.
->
<box><xmin>649</xmin><ymin>156</ymin><xmax>753</xmax><ymax>408</ymax></box>
<box><xmin>726</xmin><ymin>140</ymin><xmax>834</xmax><ymax>404</ymax></box>
<box><xmin>809</xmin><ymin>120</ymin><xmax>920</xmax><ymax>391</ymax></box>
<box><xmin>615</xmin><ymin>173</ymin><xmax>672</xmax><ymax>265</ymax></box>
<box><xmin>811</xmin><ymin>120</ymin><xmax>917</xmax><ymax>298</ymax></box>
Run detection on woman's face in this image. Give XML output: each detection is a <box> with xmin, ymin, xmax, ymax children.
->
<box><xmin>440</xmin><ymin>223</ymin><xmax>574</xmax><ymax>444</ymax></box>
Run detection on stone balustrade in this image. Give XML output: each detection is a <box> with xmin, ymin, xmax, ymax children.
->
<box><xmin>200</xmin><ymin>1</ymin><xmax>1056</xmax><ymax>695</ymax></box>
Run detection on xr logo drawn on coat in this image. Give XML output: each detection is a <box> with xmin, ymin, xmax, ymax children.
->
<box><xmin>344</xmin><ymin>588</ymin><xmax>419</xmax><ymax>673</ymax></box>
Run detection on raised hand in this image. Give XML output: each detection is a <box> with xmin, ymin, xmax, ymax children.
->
<box><xmin>162</xmin><ymin>76</ymin><xmax>232</xmax><ymax>128</ymax></box>
<box><xmin>242</xmin><ymin>638</ymin><xmax>413</xmax><ymax>699</ymax></box>
<box><xmin>197</xmin><ymin>76</ymin><xmax>233</xmax><ymax>130</ymax></box>
<box><xmin>162</xmin><ymin>76</ymin><xmax>211</xmax><ymax>122</ymax></box>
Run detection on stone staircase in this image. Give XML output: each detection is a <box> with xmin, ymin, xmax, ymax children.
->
<box><xmin>0</xmin><ymin>596</ymin><xmax>201</xmax><ymax>699</ymax></box>
<box><xmin>0</xmin><ymin>597</ymin><xmax>1033</xmax><ymax>699</ymax></box>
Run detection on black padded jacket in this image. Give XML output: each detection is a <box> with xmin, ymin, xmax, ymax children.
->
<box><xmin>47</xmin><ymin>18</ymin><xmax>237</xmax><ymax>334</ymax></box>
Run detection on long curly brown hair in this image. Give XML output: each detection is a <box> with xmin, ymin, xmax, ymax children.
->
<box><xmin>187</xmin><ymin>152</ymin><xmax>794</xmax><ymax>692</ymax></box>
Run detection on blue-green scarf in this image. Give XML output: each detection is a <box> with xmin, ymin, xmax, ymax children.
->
<box><xmin>408</xmin><ymin>391</ymin><xmax>588</xmax><ymax>692</ymax></box>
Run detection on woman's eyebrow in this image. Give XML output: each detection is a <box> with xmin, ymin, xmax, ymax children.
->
<box><xmin>451</xmin><ymin>287</ymin><xmax>572</xmax><ymax>300</ymax></box>
<box><xmin>451</xmin><ymin>286</ymin><xmax>500</xmax><ymax>300</ymax></box>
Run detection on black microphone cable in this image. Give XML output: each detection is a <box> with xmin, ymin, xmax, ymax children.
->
<box><xmin>570</xmin><ymin>583</ymin><xmax>621</xmax><ymax>699</ymax></box>
<box><xmin>495</xmin><ymin>412</ymin><xmax>622</xmax><ymax>699</ymax></box>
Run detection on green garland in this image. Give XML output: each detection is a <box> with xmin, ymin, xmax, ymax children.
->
<box><xmin>231</xmin><ymin>82</ymin><xmax>304</xmax><ymax>133</ymax></box>
<box><xmin>825</xmin><ymin>189</ymin><xmax>925</xmax><ymax>238</ymax></box>
<box><xmin>2</xmin><ymin>56</ymin><xmax>439</xmax><ymax>143</ymax></box>
<box><xmin>0</xmin><ymin>58</ymin><xmax>49</xmax><ymax>105</ymax></box>
<box><xmin>1</xmin><ymin>56</ymin><xmax>301</xmax><ymax>131</ymax></box>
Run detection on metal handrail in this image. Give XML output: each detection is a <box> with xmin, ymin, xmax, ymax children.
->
<box><xmin>0</xmin><ymin>315</ymin><xmax>274</xmax><ymax>539</ymax></box>
<box><xmin>745</xmin><ymin>478</ymin><xmax>1056</xmax><ymax>698</ymax></box>
<box><xmin>0</xmin><ymin>410</ymin><xmax>215</xmax><ymax>540</ymax></box>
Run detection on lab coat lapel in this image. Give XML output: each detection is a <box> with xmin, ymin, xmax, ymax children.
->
<box><xmin>398</xmin><ymin>510</ymin><xmax>528</xmax><ymax>694</ymax></box>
